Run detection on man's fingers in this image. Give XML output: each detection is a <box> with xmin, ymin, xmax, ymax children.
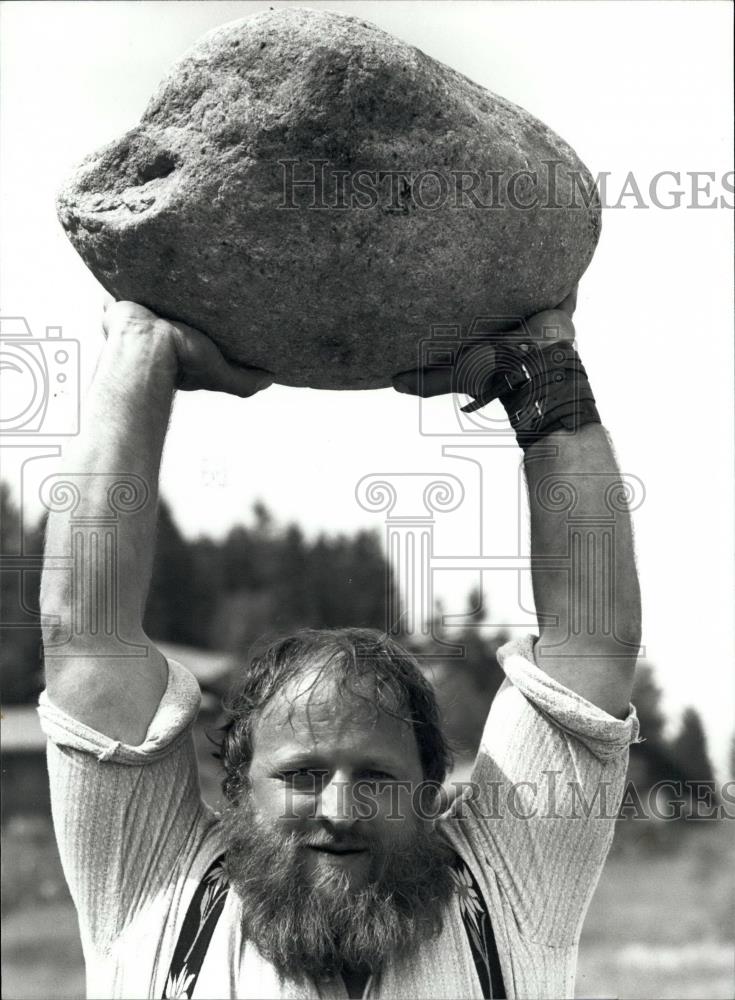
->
<box><xmin>103</xmin><ymin>300</ymin><xmax>163</xmax><ymax>338</ymax></box>
<box><xmin>101</xmin><ymin>295</ymin><xmax>116</xmax><ymax>337</ymax></box>
<box><xmin>393</xmin><ymin>340</ymin><xmax>499</xmax><ymax>399</ymax></box>
<box><xmin>101</xmin><ymin>298</ymin><xmax>114</xmax><ymax>339</ymax></box>
<box><xmin>555</xmin><ymin>284</ymin><xmax>578</xmax><ymax>317</ymax></box>
<box><xmin>393</xmin><ymin>294</ymin><xmax>578</xmax><ymax>402</ymax></box>
<box><xmin>210</xmin><ymin>363</ymin><xmax>274</xmax><ymax>398</ymax></box>
<box><xmin>523</xmin><ymin>308</ymin><xmax>575</xmax><ymax>342</ymax></box>
<box><xmin>392</xmin><ymin>368</ymin><xmax>455</xmax><ymax>397</ymax></box>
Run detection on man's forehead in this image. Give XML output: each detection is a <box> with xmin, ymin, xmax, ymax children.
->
<box><xmin>252</xmin><ymin>666</ymin><xmax>415</xmax><ymax>752</ymax></box>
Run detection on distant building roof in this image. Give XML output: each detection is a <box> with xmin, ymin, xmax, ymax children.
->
<box><xmin>1</xmin><ymin>644</ymin><xmax>234</xmax><ymax>752</ymax></box>
<box><xmin>157</xmin><ymin>642</ymin><xmax>235</xmax><ymax>687</ymax></box>
<box><xmin>1</xmin><ymin>706</ymin><xmax>44</xmax><ymax>752</ymax></box>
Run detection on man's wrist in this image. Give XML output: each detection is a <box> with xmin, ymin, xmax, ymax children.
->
<box><xmin>498</xmin><ymin>340</ymin><xmax>601</xmax><ymax>451</ymax></box>
<box><xmin>99</xmin><ymin>328</ymin><xmax>178</xmax><ymax>391</ymax></box>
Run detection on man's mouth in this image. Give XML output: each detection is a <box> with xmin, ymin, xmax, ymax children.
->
<box><xmin>305</xmin><ymin>844</ymin><xmax>368</xmax><ymax>855</ymax></box>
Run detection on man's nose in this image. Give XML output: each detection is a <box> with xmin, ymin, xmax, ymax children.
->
<box><xmin>316</xmin><ymin>773</ymin><xmax>356</xmax><ymax>829</ymax></box>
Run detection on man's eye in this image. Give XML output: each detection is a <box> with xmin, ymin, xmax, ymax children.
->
<box><xmin>360</xmin><ymin>770</ymin><xmax>396</xmax><ymax>785</ymax></box>
<box><xmin>278</xmin><ymin>769</ymin><xmax>327</xmax><ymax>790</ymax></box>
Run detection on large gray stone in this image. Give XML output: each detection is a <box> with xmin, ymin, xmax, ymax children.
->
<box><xmin>57</xmin><ymin>7</ymin><xmax>601</xmax><ymax>389</ymax></box>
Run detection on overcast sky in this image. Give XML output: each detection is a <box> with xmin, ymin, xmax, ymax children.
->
<box><xmin>1</xmin><ymin>1</ymin><xmax>733</xmax><ymax>775</ymax></box>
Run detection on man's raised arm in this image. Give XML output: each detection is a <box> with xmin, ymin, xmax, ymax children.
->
<box><xmin>40</xmin><ymin>302</ymin><xmax>272</xmax><ymax>745</ymax></box>
<box><xmin>525</xmin><ymin>422</ymin><xmax>641</xmax><ymax>718</ymax></box>
<box><xmin>393</xmin><ymin>289</ymin><xmax>641</xmax><ymax>716</ymax></box>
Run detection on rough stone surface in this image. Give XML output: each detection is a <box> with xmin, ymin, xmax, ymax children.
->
<box><xmin>57</xmin><ymin>7</ymin><xmax>601</xmax><ymax>390</ymax></box>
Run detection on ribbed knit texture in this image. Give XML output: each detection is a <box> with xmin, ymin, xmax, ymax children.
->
<box><xmin>38</xmin><ymin>636</ymin><xmax>639</xmax><ymax>1000</ymax></box>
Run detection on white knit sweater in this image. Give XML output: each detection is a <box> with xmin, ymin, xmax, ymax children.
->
<box><xmin>39</xmin><ymin>635</ymin><xmax>639</xmax><ymax>999</ymax></box>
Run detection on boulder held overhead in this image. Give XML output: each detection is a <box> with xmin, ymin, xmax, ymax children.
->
<box><xmin>57</xmin><ymin>8</ymin><xmax>601</xmax><ymax>389</ymax></box>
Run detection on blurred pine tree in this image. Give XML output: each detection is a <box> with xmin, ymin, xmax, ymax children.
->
<box><xmin>671</xmin><ymin>707</ymin><xmax>716</xmax><ymax>784</ymax></box>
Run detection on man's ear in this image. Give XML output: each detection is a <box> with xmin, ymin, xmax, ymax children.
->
<box><xmin>414</xmin><ymin>779</ymin><xmax>450</xmax><ymax>821</ymax></box>
<box><xmin>222</xmin><ymin>763</ymin><xmax>252</xmax><ymax>806</ymax></box>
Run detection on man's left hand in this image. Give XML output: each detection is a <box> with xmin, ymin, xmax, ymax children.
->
<box><xmin>391</xmin><ymin>286</ymin><xmax>578</xmax><ymax>401</ymax></box>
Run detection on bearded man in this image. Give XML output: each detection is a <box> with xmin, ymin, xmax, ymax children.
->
<box><xmin>39</xmin><ymin>294</ymin><xmax>641</xmax><ymax>999</ymax></box>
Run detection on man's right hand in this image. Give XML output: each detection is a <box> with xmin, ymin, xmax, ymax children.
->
<box><xmin>102</xmin><ymin>300</ymin><xmax>274</xmax><ymax>398</ymax></box>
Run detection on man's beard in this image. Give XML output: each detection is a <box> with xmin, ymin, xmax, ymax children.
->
<box><xmin>220</xmin><ymin>796</ymin><xmax>456</xmax><ymax>981</ymax></box>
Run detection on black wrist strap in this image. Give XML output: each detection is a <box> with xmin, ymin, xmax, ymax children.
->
<box><xmin>462</xmin><ymin>339</ymin><xmax>601</xmax><ymax>450</ymax></box>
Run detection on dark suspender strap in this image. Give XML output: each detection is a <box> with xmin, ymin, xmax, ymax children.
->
<box><xmin>164</xmin><ymin>851</ymin><xmax>506</xmax><ymax>1000</ymax></box>
<box><xmin>163</xmin><ymin>853</ymin><xmax>229</xmax><ymax>999</ymax></box>
<box><xmin>452</xmin><ymin>852</ymin><xmax>506</xmax><ymax>999</ymax></box>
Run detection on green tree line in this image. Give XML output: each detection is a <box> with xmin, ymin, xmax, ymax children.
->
<box><xmin>0</xmin><ymin>481</ymin><xmax>722</xmax><ymax>789</ymax></box>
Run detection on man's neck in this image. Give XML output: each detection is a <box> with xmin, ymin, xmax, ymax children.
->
<box><xmin>341</xmin><ymin>964</ymin><xmax>372</xmax><ymax>999</ymax></box>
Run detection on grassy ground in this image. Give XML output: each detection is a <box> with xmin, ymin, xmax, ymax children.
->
<box><xmin>2</xmin><ymin>809</ymin><xmax>733</xmax><ymax>999</ymax></box>
<box><xmin>576</xmin><ymin>821</ymin><xmax>734</xmax><ymax>999</ymax></box>
<box><xmin>1</xmin><ymin>817</ymin><xmax>85</xmax><ymax>1000</ymax></box>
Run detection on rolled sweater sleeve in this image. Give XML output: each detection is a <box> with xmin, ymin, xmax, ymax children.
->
<box><xmin>498</xmin><ymin>635</ymin><xmax>640</xmax><ymax>762</ymax></box>
<box><xmin>38</xmin><ymin>659</ymin><xmax>214</xmax><ymax>954</ymax></box>
<box><xmin>461</xmin><ymin>634</ymin><xmax>640</xmax><ymax>948</ymax></box>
